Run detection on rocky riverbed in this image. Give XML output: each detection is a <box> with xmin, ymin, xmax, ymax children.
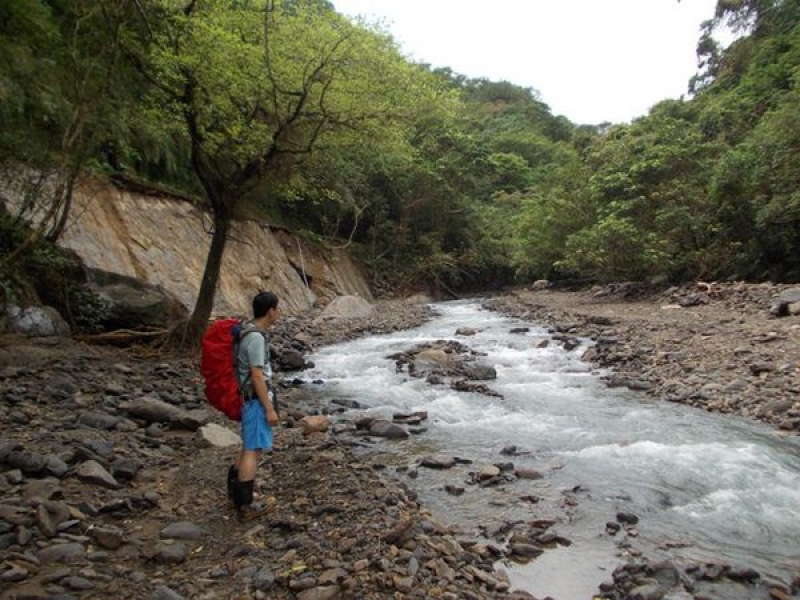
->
<box><xmin>1</xmin><ymin>286</ymin><xmax>799</xmax><ymax>600</ymax></box>
<box><xmin>483</xmin><ymin>281</ymin><xmax>800</xmax><ymax>434</ymax></box>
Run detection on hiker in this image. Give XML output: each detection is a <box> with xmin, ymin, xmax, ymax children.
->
<box><xmin>228</xmin><ymin>291</ymin><xmax>281</xmax><ymax>520</ymax></box>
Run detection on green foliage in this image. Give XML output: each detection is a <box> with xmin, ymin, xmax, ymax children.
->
<box><xmin>65</xmin><ymin>286</ymin><xmax>111</xmax><ymax>333</ymax></box>
<box><xmin>0</xmin><ymin>206</ymin><xmax>79</xmax><ymax>308</ymax></box>
<box><xmin>2</xmin><ymin>0</ymin><xmax>799</xmax><ymax>297</ymax></box>
<box><xmin>0</xmin><ymin>0</ymin><xmax>67</xmax><ymax>163</ymax></box>
<box><xmin>557</xmin><ymin>215</ymin><xmax>671</xmax><ymax>282</ymax></box>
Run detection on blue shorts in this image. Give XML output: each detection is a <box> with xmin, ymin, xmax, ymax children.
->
<box><xmin>241</xmin><ymin>398</ymin><xmax>273</xmax><ymax>451</ymax></box>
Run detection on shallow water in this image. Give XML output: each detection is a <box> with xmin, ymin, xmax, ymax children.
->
<box><xmin>305</xmin><ymin>300</ymin><xmax>800</xmax><ymax>599</ymax></box>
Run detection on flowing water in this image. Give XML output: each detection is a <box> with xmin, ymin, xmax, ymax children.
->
<box><xmin>305</xmin><ymin>300</ymin><xmax>800</xmax><ymax>599</ymax></box>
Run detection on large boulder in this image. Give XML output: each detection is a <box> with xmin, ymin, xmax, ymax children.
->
<box><xmin>85</xmin><ymin>270</ymin><xmax>188</xmax><ymax>330</ymax></box>
<box><xmin>318</xmin><ymin>295</ymin><xmax>374</xmax><ymax>320</ymax></box>
<box><xmin>6</xmin><ymin>305</ymin><xmax>71</xmax><ymax>337</ymax></box>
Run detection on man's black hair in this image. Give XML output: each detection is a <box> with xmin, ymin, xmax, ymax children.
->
<box><xmin>253</xmin><ymin>291</ymin><xmax>279</xmax><ymax>318</ymax></box>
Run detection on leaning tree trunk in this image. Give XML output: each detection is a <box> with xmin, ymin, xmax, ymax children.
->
<box><xmin>186</xmin><ymin>207</ymin><xmax>232</xmax><ymax>346</ymax></box>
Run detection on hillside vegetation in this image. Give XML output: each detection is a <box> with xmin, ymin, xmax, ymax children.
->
<box><xmin>1</xmin><ymin>0</ymin><xmax>798</xmax><ymax>315</ymax></box>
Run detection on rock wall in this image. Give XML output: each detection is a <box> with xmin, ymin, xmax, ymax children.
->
<box><xmin>3</xmin><ymin>174</ymin><xmax>372</xmax><ymax>316</ymax></box>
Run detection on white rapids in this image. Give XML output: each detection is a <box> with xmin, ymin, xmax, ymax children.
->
<box><xmin>305</xmin><ymin>300</ymin><xmax>800</xmax><ymax>599</ymax></box>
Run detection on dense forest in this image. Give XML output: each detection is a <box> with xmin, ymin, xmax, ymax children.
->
<box><xmin>1</xmin><ymin>0</ymin><xmax>798</xmax><ymax>334</ymax></box>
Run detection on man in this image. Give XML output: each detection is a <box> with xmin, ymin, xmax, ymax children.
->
<box><xmin>228</xmin><ymin>291</ymin><xmax>280</xmax><ymax>520</ymax></box>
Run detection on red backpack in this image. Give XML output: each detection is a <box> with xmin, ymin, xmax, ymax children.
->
<box><xmin>200</xmin><ymin>318</ymin><xmax>246</xmax><ymax>421</ymax></box>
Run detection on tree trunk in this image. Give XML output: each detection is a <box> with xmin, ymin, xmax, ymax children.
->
<box><xmin>186</xmin><ymin>207</ymin><xmax>231</xmax><ymax>345</ymax></box>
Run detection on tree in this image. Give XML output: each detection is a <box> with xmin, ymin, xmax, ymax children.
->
<box><xmin>0</xmin><ymin>0</ymin><xmax>136</xmax><ymax>269</ymax></box>
<box><xmin>134</xmin><ymin>0</ymin><xmax>445</xmax><ymax>342</ymax></box>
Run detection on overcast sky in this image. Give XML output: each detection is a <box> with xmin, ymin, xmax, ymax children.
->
<box><xmin>333</xmin><ymin>0</ymin><xmax>721</xmax><ymax>125</ymax></box>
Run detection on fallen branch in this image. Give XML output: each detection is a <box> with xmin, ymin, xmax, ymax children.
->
<box><xmin>73</xmin><ymin>328</ymin><xmax>168</xmax><ymax>346</ymax></box>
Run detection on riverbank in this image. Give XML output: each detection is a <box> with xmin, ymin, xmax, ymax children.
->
<box><xmin>1</xmin><ymin>300</ymin><xmax>537</xmax><ymax>600</ymax></box>
<box><xmin>483</xmin><ymin>281</ymin><xmax>800</xmax><ymax>435</ymax></box>
<box><xmin>1</xmin><ymin>285</ymin><xmax>798</xmax><ymax>599</ymax></box>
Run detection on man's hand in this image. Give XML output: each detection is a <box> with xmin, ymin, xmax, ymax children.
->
<box><xmin>265</xmin><ymin>407</ymin><xmax>279</xmax><ymax>426</ymax></box>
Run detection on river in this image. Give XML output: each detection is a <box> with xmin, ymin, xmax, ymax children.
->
<box><xmin>305</xmin><ymin>300</ymin><xmax>800</xmax><ymax>599</ymax></box>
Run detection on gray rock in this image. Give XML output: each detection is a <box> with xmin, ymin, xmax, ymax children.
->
<box><xmin>778</xmin><ymin>287</ymin><xmax>800</xmax><ymax>303</ymax></box>
<box><xmin>153</xmin><ymin>541</ymin><xmax>189</xmax><ymax>565</ymax></box>
<box><xmin>7</xmin><ymin>305</ymin><xmax>71</xmax><ymax>337</ymax></box>
<box><xmin>111</xmin><ymin>457</ymin><xmax>141</xmax><ymax>480</ymax></box>
<box><xmin>369</xmin><ymin>420</ymin><xmax>408</xmax><ymax>440</ymax></box>
<box><xmin>318</xmin><ymin>567</ymin><xmax>347</xmax><ymax>586</ymax></box>
<box><xmin>152</xmin><ymin>585</ymin><xmax>186</xmax><ymax>600</ymax></box>
<box><xmin>173</xmin><ymin>409</ymin><xmax>211</xmax><ymax>431</ymax></box>
<box><xmin>86</xmin><ymin>274</ymin><xmax>187</xmax><ymax>330</ymax></box>
<box><xmin>420</xmin><ymin>455</ymin><xmax>457</xmax><ymax>470</ymax></box>
<box><xmin>6</xmin><ymin>450</ymin><xmax>47</xmax><ymax>474</ymax></box>
<box><xmin>253</xmin><ymin>566</ymin><xmax>276</xmax><ymax>591</ymax></box>
<box><xmin>515</xmin><ymin>467</ymin><xmax>543</xmax><ymax>480</ymax></box>
<box><xmin>78</xmin><ymin>411</ymin><xmax>121</xmax><ymax>430</ymax></box>
<box><xmin>319</xmin><ymin>295</ymin><xmax>374</xmax><ymax>320</ymax></box>
<box><xmin>650</xmin><ymin>561</ymin><xmax>680</xmax><ymax>588</ymax></box>
<box><xmin>278</xmin><ymin>349</ymin><xmax>307</xmax><ymax>370</ymax></box>
<box><xmin>455</xmin><ymin>327</ymin><xmax>479</xmax><ymax>336</ymax></box>
<box><xmin>23</xmin><ymin>478</ymin><xmax>61</xmax><ymax>501</ymax></box>
<box><xmin>0</xmin><ymin>504</ymin><xmax>31</xmax><ymax>526</ymax></box>
<box><xmin>63</xmin><ymin>575</ymin><xmax>95</xmax><ymax>590</ymax></box>
<box><xmin>90</xmin><ymin>525</ymin><xmax>125</xmax><ymax>549</ymax></box>
<box><xmin>629</xmin><ymin>582</ymin><xmax>666</xmax><ymax>600</ymax></box>
<box><xmin>464</xmin><ymin>363</ymin><xmax>497</xmax><ymax>380</ymax></box>
<box><xmin>122</xmin><ymin>396</ymin><xmax>182</xmax><ymax>423</ymax></box>
<box><xmin>36</xmin><ymin>501</ymin><xmax>71</xmax><ymax>537</ymax></box>
<box><xmin>0</xmin><ymin>564</ymin><xmax>29</xmax><ymax>582</ymax></box>
<box><xmin>45</xmin><ymin>454</ymin><xmax>70</xmax><ymax>478</ymax></box>
<box><xmin>160</xmin><ymin>522</ymin><xmax>206</xmax><ymax>540</ymax></box>
<box><xmin>478</xmin><ymin>465</ymin><xmax>500</xmax><ymax>480</ymax></box>
<box><xmin>617</xmin><ymin>512</ymin><xmax>639</xmax><ymax>525</ymax></box>
<box><xmin>104</xmin><ymin>382</ymin><xmax>126</xmax><ymax>395</ymax></box>
<box><xmin>38</xmin><ymin>542</ymin><xmax>86</xmax><ymax>563</ymax></box>
<box><xmin>413</xmin><ymin>349</ymin><xmax>449</xmax><ymax>367</ymax></box>
<box><xmin>531</xmin><ymin>279</ymin><xmax>550</xmax><ymax>290</ymax></box>
<box><xmin>46</xmin><ymin>373</ymin><xmax>79</xmax><ymax>398</ymax></box>
<box><xmin>509</xmin><ymin>543</ymin><xmax>544</xmax><ymax>558</ymax></box>
<box><xmin>197</xmin><ymin>423</ymin><xmax>240</xmax><ymax>448</ymax></box>
<box><xmin>76</xmin><ymin>460</ymin><xmax>119</xmax><ymax>489</ymax></box>
<box><xmin>296</xmin><ymin>586</ymin><xmax>342</xmax><ymax>600</ymax></box>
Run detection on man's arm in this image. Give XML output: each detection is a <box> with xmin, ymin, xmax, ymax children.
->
<box><xmin>250</xmin><ymin>366</ymin><xmax>279</xmax><ymax>426</ymax></box>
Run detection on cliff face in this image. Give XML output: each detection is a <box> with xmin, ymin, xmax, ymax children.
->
<box><xmin>6</xmin><ymin>175</ymin><xmax>372</xmax><ymax>317</ymax></box>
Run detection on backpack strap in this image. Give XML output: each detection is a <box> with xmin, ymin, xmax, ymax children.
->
<box><xmin>235</xmin><ymin>322</ymin><xmax>274</xmax><ymax>406</ymax></box>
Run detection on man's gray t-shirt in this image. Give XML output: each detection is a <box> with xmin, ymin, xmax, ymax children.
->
<box><xmin>236</xmin><ymin>328</ymin><xmax>272</xmax><ymax>399</ymax></box>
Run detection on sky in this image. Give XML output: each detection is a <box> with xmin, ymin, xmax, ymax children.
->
<box><xmin>332</xmin><ymin>0</ymin><xmax>722</xmax><ymax>125</ymax></box>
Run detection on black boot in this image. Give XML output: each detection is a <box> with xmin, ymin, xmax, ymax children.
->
<box><xmin>233</xmin><ymin>480</ymin><xmax>266</xmax><ymax>522</ymax></box>
<box><xmin>226</xmin><ymin>465</ymin><xmax>238</xmax><ymax>503</ymax></box>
